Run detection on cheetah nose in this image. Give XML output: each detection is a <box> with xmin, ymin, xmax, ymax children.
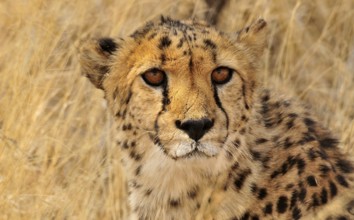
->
<box><xmin>175</xmin><ymin>118</ymin><xmax>214</xmax><ymax>142</ymax></box>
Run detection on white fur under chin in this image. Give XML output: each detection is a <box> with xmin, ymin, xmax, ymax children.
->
<box><xmin>174</xmin><ymin>141</ymin><xmax>194</xmax><ymax>157</ymax></box>
<box><xmin>197</xmin><ymin>141</ymin><xmax>220</xmax><ymax>157</ymax></box>
<box><xmin>171</xmin><ymin>141</ymin><xmax>220</xmax><ymax>158</ymax></box>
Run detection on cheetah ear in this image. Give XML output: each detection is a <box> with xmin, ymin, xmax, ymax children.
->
<box><xmin>234</xmin><ymin>19</ymin><xmax>267</xmax><ymax>56</ymax></box>
<box><xmin>79</xmin><ymin>38</ymin><xmax>118</xmax><ymax>90</ymax></box>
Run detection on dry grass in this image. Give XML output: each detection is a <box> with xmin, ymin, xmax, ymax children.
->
<box><xmin>0</xmin><ymin>0</ymin><xmax>353</xmax><ymax>219</ymax></box>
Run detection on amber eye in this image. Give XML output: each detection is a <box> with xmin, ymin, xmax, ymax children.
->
<box><xmin>142</xmin><ymin>68</ymin><xmax>166</xmax><ymax>87</ymax></box>
<box><xmin>211</xmin><ymin>67</ymin><xmax>233</xmax><ymax>85</ymax></box>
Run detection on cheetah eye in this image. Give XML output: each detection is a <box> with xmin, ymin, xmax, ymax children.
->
<box><xmin>141</xmin><ymin>68</ymin><xmax>166</xmax><ymax>87</ymax></box>
<box><xmin>211</xmin><ymin>67</ymin><xmax>233</xmax><ymax>85</ymax></box>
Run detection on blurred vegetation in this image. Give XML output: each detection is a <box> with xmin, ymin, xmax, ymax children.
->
<box><xmin>0</xmin><ymin>0</ymin><xmax>353</xmax><ymax>219</ymax></box>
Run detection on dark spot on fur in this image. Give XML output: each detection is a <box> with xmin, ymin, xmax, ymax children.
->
<box><xmin>263</xmin><ymin>203</ymin><xmax>273</xmax><ymax>215</ymax></box>
<box><xmin>145</xmin><ymin>188</ymin><xmax>152</xmax><ymax>196</ymax></box>
<box><xmin>290</xmin><ymin>190</ymin><xmax>298</xmax><ymax>208</ymax></box>
<box><xmin>177</xmin><ymin>38</ymin><xmax>184</xmax><ymax>48</ymax></box>
<box><xmin>148</xmin><ymin>32</ymin><xmax>157</xmax><ymax>40</ymax></box>
<box><xmin>299</xmin><ymin>187</ymin><xmax>307</xmax><ymax>201</ymax></box>
<box><xmin>251</xmin><ymin>215</ymin><xmax>259</xmax><ymax>220</ymax></box>
<box><xmin>241</xmin><ymin>115</ymin><xmax>247</xmax><ymax>121</ymax></box>
<box><xmin>318</xmin><ymin>149</ymin><xmax>329</xmax><ymax>160</ymax></box>
<box><xmin>308</xmin><ymin>148</ymin><xmax>317</xmax><ymax>160</ymax></box>
<box><xmin>277</xmin><ymin>196</ymin><xmax>288</xmax><ymax>213</ymax></box>
<box><xmin>160</xmin><ymin>54</ymin><xmax>166</xmax><ymax>65</ymax></box>
<box><xmin>233</xmin><ymin>139</ymin><xmax>241</xmax><ymax>148</ymax></box>
<box><xmin>169</xmin><ymin>199</ymin><xmax>180</xmax><ymax>207</ymax></box>
<box><xmin>204</xmin><ymin>39</ymin><xmax>217</xmax><ymax>49</ymax></box>
<box><xmin>257</xmin><ymin>188</ymin><xmax>267</xmax><ymax>200</ymax></box>
<box><xmin>193</xmin><ymin>33</ymin><xmax>197</xmax><ymax>41</ymax></box>
<box><xmin>211</xmin><ymin>51</ymin><xmax>217</xmax><ymax>63</ymax></box>
<box><xmin>311</xmin><ymin>193</ymin><xmax>320</xmax><ymax>208</ymax></box>
<box><xmin>159</xmin><ymin>36</ymin><xmax>172</xmax><ymax>49</ymax></box>
<box><xmin>271</xmin><ymin>156</ymin><xmax>297</xmax><ymax>178</ymax></box>
<box><xmin>284</xmin><ymin>137</ymin><xmax>294</xmax><ymax>148</ymax></box>
<box><xmin>98</xmin><ymin>38</ymin><xmax>117</xmax><ymax>54</ymax></box>
<box><xmin>297</xmin><ymin>158</ymin><xmax>306</xmax><ymax>175</ymax></box>
<box><xmin>286</xmin><ymin>119</ymin><xmax>295</xmax><ymax>129</ymax></box>
<box><xmin>329</xmin><ymin>181</ymin><xmax>338</xmax><ymax>197</ymax></box>
<box><xmin>208</xmin><ymin>197</ymin><xmax>212</xmax><ymax>203</ymax></box>
<box><xmin>288</xmin><ymin>113</ymin><xmax>298</xmax><ymax>118</ymax></box>
<box><xmin>187</xmin><ymin>187</ymin><xmax>198</xmax><ymax>199</ymax></box>
<box><xmin>321</xmin><ymin>187</ymin><xmax>328</xmax><ymax>204</ymax></box>
<box><xmin>319</xmin><ymin>137</ymin><xmax>338</xmax><ymax>148</ymax></box>
<box><xmin>251</xmin><ymin>183</ymin><xmax>258</xmax><ymax>194</ymax></box>
<box><xmin>336</xmin><ymin>216</ymin><xmax>349</xmax><ymax>220</ymax></box>
<box><xmin>232</xmin><ymin>162</ymin><xmax>239</xmax><ymax>170</ymax></box>
<box><xmin>129</xmin><ymin>150</ymin><xmax>142</xmax><ymax>161</ymax></box>
<box><xmin>122</xmin><ymin>140</ymin><xmax>129</xmax><ymax>149</ymax></box>
<box><xmin>319</xmin><ymin>164</ymin><xmax>331</xmax><ymax>176</ymax></box>
<box><xmin>336</xmin><ymin>174</ymin><xmax>349</xmax><ymax>188</ymax></box>
<box><xmin>240</xmin><ymin>212</ymin><xmax>250</xmax><ymax>220</ymax></box>
<box><xmin>307</xmin><ymin>175</ymin><xmax>318</xmax><ymax>187</ymax></box>
<box><xmin>196</xmin><ymin>203</ymin><xmax>200</xmax><ymax>209</ymax></box>
<box><xmin>304</xmin><ymin>117</ymin><xmax>315</xmax><ymax>126</ymax></box>
<box><xmin>234</xmin><ymin>169</ymin><xmax>251</xmax><ymax>190</ymax></box>
<box><xmin>261</xmin><ymin>156</ymin><xmax>271</xmax><ymax>169</ymax></box>
<box><xmin>270</xmin><ymin>170</ymin><xmax>280</xmax><ymax>179</ymax></box>
<box><xmin>135</xmin><ymin>165</ymin><xmax>142</xmax><ymax>176</ymax></box>
<box><xmin>261</xmin><ymin>91</ymin><xmax>270</xmax><ymax>102</ymax></box>
<box><xmin>123</xmin><ymin>123</ymin><xmax>132</xmax><ymax>131</ymax></box>
<box><xmin>286</xmin><ymin>184</ymin><xmax>294</xmax><ymax>190</ymax></box>
<box><xmin>255</xmin><ymin>138</ymin><xmax>268</xmax><ymax>144</ymax></box>
<box><xmin>336</xmin><ymin>159</ymin><xmax>354</xmax><ymax>173</ymax></box>
<box><xmin>292</xmin><ymin>206</ymin><xmax>302</xmax><ymax>220</ymax></box>
<box><xmin>250</xmin><ymin>150</ymin><xmax>262</xmax><ymax>161</ymax></box>
<box><xmin>298</xmin><ymin>132</ymin><xmax>316</xmax><ymax>145</ymax></box>
<box><xmin>97</xmin><ymin>65</ymin><xmax>109</xmax><ymax>75</ymax></box>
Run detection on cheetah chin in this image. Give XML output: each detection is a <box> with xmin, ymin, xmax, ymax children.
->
<box><xmin>172</xmin><ymin>141</ymin><xmax>220</xmax><ymax>159</ymax></box>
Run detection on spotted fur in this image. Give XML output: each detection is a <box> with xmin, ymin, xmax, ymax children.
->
<box><xmin>79</xmin><ymin>17</ymin><xmax>354</xmax><ymax>220</ymax></box>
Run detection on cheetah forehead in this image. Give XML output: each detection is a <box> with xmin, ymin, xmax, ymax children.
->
<box><xmin>124</xmin><ymin>17</ymin><xmax>232</xmax><ymax>71</ymax></box>
<box><xmin>115</xmin><ymin>17</ymin><xmax>266</xmax><ymax>76</ymax></box>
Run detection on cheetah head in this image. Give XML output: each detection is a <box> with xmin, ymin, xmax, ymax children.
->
<box><xmin>79</xmin><ymin>17</ymin><xmax>267</xmax><ymax>160</ymax></box>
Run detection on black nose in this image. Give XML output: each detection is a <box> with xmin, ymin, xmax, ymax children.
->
<box><xmin>175</xmin><ymin>118</ymin><xmax>214</xmax><ymax>142</ymax></box>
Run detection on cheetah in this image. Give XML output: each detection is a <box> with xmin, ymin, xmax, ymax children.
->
<box><xmin>79</xmin><ymin>17</ymin><xmax>354</xmax><ymax>219</ymax></box>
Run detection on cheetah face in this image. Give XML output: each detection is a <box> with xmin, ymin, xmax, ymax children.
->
<box><xmin>80</xmin><ymin>17</ymin><xmax>266</xmax><ymax>160</ymax></box>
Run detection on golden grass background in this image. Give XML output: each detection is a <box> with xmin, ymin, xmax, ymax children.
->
<box><xmin>0</xmin><ymin>0</ymin><xmax>353</xmax><ymax>219</ymax></box>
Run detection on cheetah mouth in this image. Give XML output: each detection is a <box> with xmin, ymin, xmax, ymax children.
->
<box><xmin>173</xmin><ymin>142</ymin><xmax>219</xmax><ymax>159</ymax></box>
<box><xmin>178</xmin><ymin>148</ymin><xmax>208</xmax><ymax>159</ymax></box>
